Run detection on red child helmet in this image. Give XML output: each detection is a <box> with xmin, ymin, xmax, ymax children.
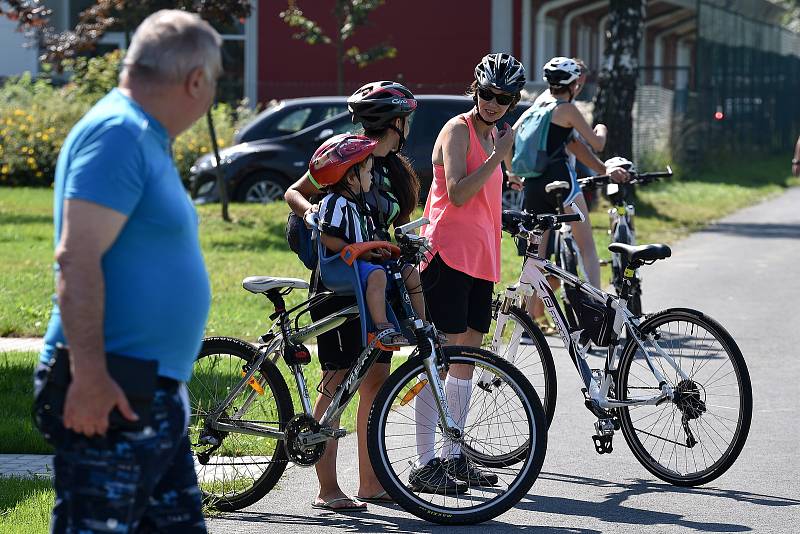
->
<box><xmin>308</xmin><ymin>133</ymin><xmax>378</xmax><ymax>188</ymax></box>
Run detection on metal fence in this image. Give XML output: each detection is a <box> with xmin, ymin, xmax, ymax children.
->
<box><xmin>694</xmin><ymin>1</ymin><xmax>800</xmax><ymax>158</ymax></box>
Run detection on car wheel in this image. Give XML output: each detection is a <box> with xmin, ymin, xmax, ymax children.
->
<box><xmin>503</xmin><ymin>188</ymin><xmax>525</xmax><ymax>211</ymax></box>
<box><xmin>237</xmin><ymin>173</ymin><xmax>289</xmax><ymax>203</ymax></box>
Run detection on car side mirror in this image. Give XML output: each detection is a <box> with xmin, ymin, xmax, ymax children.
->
<box><xmin>315</xmin><ymin>128</ymin><xmax>334</xmax><ymax>141</ymax></box>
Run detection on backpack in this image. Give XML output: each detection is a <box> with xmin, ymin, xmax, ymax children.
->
<box><xmin>511</xmin><ymin>99</ymin><xmax>565</xmax><ymax>177</ymax></box>
<box><xmin>285</xmin><ymin>211</ymin><xmax>317</xmax><ymax>270</ymax></box>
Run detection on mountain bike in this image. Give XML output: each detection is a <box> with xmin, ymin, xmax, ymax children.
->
<box><xmin>472</xmin><ymin>208</ymin><xmax>751</xmax><ymax>487</ymax></box>
<box><xmin>188</xmin><ymin>217</ymin><xmax>547</xmax><ymax>525</ymax></box>
<box><xmin>578</xmin><ymin>167</ymin><xmax>674</xmax><ymax>316</ymax></box>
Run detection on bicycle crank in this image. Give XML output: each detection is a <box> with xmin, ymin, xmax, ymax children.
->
<box><xmin>284</xmin><ymin>414</ymin><xmax>326</xmax><ymax>466</ymax></box>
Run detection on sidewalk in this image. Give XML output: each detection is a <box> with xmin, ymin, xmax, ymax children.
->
<box><xmin>0</xmin><ymin>337</ymin><xmax>43</xmax><ymax>353</ymax></box>
<box><xmin>0</xmin><ymin>454</ymin><xmax>53</xmax><ymax>478</ymax></box>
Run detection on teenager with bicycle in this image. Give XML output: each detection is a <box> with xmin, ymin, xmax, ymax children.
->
<box><xmin>509</xmin><ymin>57</ymin><xmax>627</xmax><ymax>333</ymax></box>
<box><xmin>284</xmin><ymin>81</ymin><xmax>419</xmax><ymax>509</ymax></box>
<box><xmin>415</xmin><ymin>53</ymin><xmax>525</xmax><ymax>493</ymax></box>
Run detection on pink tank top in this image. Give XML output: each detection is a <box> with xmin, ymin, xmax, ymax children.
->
<box><xmin>422</xmin><ymin>112</ymin><xmax>503</xmax><ymax>282</ymax></box>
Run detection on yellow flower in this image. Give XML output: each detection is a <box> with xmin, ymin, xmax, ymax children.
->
<box><xmin>200</xmin><ymin>146</ymin><xmax>208</xmax><ymax>152</ymax></box>
<box><xmin>36</xmin><ymin>171</ymin><xmax>43</xmax><ymax>178</ymax></box>
<box><xmin>1</xmin><ymin>165</ymin><xmax>8</xmax><ymax>174</ymax></box>
<box><xmin>218</xmin><ymin>139</ymin><xmax>226</xmax><ymax>147</ymax></box>
<box><xmin>42</xmin><ymin>134</ymin><xmax>49</xmax><ymax>141</ymax></box>
<box><xmin>27</xmin><ymin>157</ymin><xmax>36</xmax><ymax>166</ymax></box>
<box><xmin>27</xmin><ymin>115</ymin><xmax>34</xmax><ymax>122</ymax></box>
<box><xmin>21</xmin><ymin>146</ymin><xmax>28</xmax><ymax>153</ymax></box>
<box><xmin>13</xmin><ymin>109</ymin><xmax>24</xmax><ymax>116</ymax></box>
<box><xmin>48</xmin><ymin>127</ymin><xmax>55</xmax><ymax>133</ymax></box>
<box><xmin>35</xmin><ymin>132</ymin><xmax>42</xmax><ymax>138</ymax></box>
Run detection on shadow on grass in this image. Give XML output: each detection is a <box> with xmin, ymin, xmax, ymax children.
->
<box><xmin>0</xmin><ymin>476</ymin><xmax>53</xmax><ymax>520</ymax></box>
<box><xmin>0</xmin><ymin>353</ymin><xmax>52</xmax><ymax>455</ymax></box>
<box><xmin>0</xmin><ymin>212</ymin><xmax>53</xmax><ymax>226</ymax></box>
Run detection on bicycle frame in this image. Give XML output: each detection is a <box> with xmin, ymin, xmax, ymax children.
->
<box><xmin>496</xmin><ymin>239</ymin><xmax>690</xmax><ymax>411</ymax></box>
<box><xmin>203</xmin><ymin>227</ymin><xmax>461</xmax><ymax>447</ymax></box>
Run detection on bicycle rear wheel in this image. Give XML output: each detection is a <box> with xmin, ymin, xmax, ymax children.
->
<box><xmin>368</xmin><ymin>346</ymin><xmax>547</xmax><ymax>525</ymax></box>
<box><xmin>617</xmin><ymin>309</ymin><xmax>752</xmax><ymax>486</ymax></box>
<box><xmin>189</xmin><ymin>337</ymin><xmax>294</xmax><ymax>511</ymax></box>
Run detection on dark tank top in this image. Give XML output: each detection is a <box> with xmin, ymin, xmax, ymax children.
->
<box><xmin>546</xmin><ymin>123</ymin><xmax>573</xmax><ymax>160</ymax></box>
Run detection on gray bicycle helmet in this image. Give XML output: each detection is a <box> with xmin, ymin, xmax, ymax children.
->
<box><xmin>474</xmin><ymin>53</ymin><xmax>526</xmax><ymax>94</ymax></box>
<box><xmin>543</xmin><ymin>57</ymin><xmax>581</xmax><ymax>87</ymax></box>
<box><xmin>347</xmin><ymin>81</ymin><xmax>417</xmax><ymax>130</ymax></box>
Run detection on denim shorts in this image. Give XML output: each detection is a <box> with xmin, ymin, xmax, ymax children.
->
<box><xmin>33</xmin><ymin>364</ymin><xmax>207</xmax><ymax>533</ymax></box>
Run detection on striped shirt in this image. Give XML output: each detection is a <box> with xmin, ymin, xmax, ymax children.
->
<box><xmin>318</xmin><ymin>193</ymin><xmax>377</xmax><ymax>245</ymax></box>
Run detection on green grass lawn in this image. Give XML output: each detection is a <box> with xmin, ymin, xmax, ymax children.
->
<box><xmin>0</xmin><ymin>477</ymin><xmax>53</xmax><ymax>534</ymax></box>
<box><xmin>0</xmin><ymin>153</ymin><xmax>796</xmax><ymax>454</ymax></box>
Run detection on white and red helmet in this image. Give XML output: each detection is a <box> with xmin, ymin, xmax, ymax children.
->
<box><xmin>309</xmin><ymin>133</ymin><xmax>378</xmax><ymax>188</ymax></box>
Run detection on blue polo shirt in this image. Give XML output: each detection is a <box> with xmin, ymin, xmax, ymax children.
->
<box><xmin>40</xmin><ymin>89</ymin><xmax>211</xmax><ymax>382</ymax></box>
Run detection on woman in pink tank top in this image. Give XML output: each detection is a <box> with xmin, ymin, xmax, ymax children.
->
<box><xmin>408</xmin><ymin>54</ymin><xmax>527</xmax><ymax>493</ymax></box>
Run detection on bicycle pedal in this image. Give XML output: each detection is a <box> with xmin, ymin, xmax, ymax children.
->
<box><xmin>592</xmin><ymin>434</ymin><xmax>614</xmax><ymax>454</ymax></box>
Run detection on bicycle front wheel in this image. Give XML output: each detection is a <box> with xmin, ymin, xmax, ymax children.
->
<box><xmin>617</xmin><ymin>309</ymin><xmax>752</xmax><ymax>486</ymax></box>
<box><xmin>367</xmin><ymin>346</ymin><xmax>547</xmax><ymax>525</ymax></box>
<box><xmin>189</xmin><ymin>337</ymin><xmax>294</xmax><ymax>511</ymax></box>
<box><xmin>470</xmin><ymin>305</ymin><xmax>555</xmax><ymax>468</ymax></box>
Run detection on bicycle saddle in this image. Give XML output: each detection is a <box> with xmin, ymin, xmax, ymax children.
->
<box><xmin>242</xmin><ymin>276</ymin><xmax>309</xmax><ymax>294</ymax></box>
<box><xmin>545</xmin><ymin>181</ymin><xmax>571</xmax><ymax>193</ymax></box>
<box><xmin>608</xmin><ymin>243</ymin><xmax>671</xmax><ymax>263</ymax></box>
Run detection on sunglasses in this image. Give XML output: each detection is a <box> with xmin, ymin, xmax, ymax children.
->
<box><xmin>477</xmin><ymin>86</ymin><xmax>515</xmax><ymax>106</ymax></box>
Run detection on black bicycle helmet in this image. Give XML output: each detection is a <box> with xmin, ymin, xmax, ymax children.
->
<box><xmin>474</xmin><ymin>53</ymin><xmax>526</xmax><ymax>94</ymax></box>
<box><xmin>347</xmin><ymin>81</ymin><xmax>417</xmax><ymax>130</ymax></box>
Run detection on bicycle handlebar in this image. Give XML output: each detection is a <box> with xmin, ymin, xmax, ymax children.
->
<box><xmin>395</xmin><ymin>216</ymin><xmax>429</xmax><ymax>236</ymax></box>
<box><xmin>502</xmin><ymin>209</ymin><xmax>582</xmax><ymax>235</ymax></box>
<box><xmin>577</xmin><ymin>165</ymin><xmax>673</xmax><ymax>188</ymax></box>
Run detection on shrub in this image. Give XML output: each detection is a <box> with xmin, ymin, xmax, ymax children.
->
<box><xmin>0</xmin><ymin>51</ymin><xmax>255</xmax><ymax>187</ymax></box>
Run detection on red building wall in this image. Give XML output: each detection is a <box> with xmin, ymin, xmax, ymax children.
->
<box><xmin>258</xmin><ymin>1</ymin><xmax>493</xmax><ymax>102</ymax></box>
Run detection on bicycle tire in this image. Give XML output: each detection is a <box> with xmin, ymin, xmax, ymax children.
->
<box><xmin>616</xmin><ymin>309</ymin><xmax>752</xmax><ymax>486</ymax></box>
<box><xmin>189</xmin><ymin>337</ymin><xmax>294</xmax><ymax>511</ymax></box>
<box><xmin>367</xmin><ymin>346</ymin><xmax>547</xmax><ymax>525</ymax></box>
<box><xmin>483</xmin><ymin>305</ymin><xmax>557</xmax><ymax>429</ymax></box>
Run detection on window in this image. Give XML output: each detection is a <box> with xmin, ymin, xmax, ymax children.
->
<box><xmin>275</xmin><ymin>108</ymin><xmax>313</xmax><ymax>134</ymax></box>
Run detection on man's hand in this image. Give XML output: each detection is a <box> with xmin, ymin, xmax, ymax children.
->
<box><xmin>606</xmin><ymin>166</ymin><xmax>630</xmax><ymax>183</ymax></box>
<box><xmin>63</xmin><ymin>367</ymin><xmax>138</xmax><ymax>436</ymax></box>
<box><xmin>507</xmin><ymin>173</ymin><xmax>524</xmax><ymax>191</ymax></box>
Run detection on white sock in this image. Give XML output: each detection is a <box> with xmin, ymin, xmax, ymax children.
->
<box><xmin>414</xmin><ymin>373</ymin><xmax>439</xmax><ymax>466</ymax></box>
<box><xmin>441</xmin><ymin>375</ymin><xmax>473</xmax><ymax>460</ymax></box>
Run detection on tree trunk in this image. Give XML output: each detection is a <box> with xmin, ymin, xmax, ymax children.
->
<box><xmin>206</xmin><ymin>110</ymin><xmax>230</xmax><ymax>222</ymax></box>
<box><xmin>593</xmin><ymin>0</ymin><xmax>646</xmax><ymax>160</ymax></box>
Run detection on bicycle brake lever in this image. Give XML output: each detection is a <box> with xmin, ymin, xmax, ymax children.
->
<box><xmin>569</xmin><ymin>202</ymin><xmax>586</xmax><ymax>222</ymax></box>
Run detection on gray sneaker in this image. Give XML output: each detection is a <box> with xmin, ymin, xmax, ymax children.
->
<box><xmin>443</xmin><ymin>454</ymin><xmax>499</xmax><ymax>486</ymax></box>
<box><xmin>408</xmin><ymin>458</ymin><xmax>468</xmax><ymax>495</ymax></box>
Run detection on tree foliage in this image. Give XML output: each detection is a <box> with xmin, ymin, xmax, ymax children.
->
<box><xmin>1</xmin><ymin>0</ymin><xmax>252</xmax><ymax>65</ymax></box>
<box><xmin>279</xmin><ymin>0</ymin><xmax>396</xmax><ymax>94</ymax></box>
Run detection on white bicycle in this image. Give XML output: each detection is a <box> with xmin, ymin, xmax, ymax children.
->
<box><xmin>470</xmin><ymin>207</ymin><xmax>752</xmax><ymax>487</ymax></box>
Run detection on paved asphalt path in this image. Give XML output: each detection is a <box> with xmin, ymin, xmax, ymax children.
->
<box><xmin>209</xmin><ymin>188</ymin><xmax>800</xmax><ymax>533</ymax></box>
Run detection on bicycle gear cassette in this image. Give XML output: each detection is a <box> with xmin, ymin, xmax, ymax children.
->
<box><xmin>284</xmin><ymin>414</ymin><xmax>326</xmax><ymax>466</ymax></box>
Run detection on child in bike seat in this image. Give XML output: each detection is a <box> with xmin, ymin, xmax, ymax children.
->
<box><xmin>310</xmin><ymin>133</ymin><xmax>426</xmax><ymax>349</ymax></box>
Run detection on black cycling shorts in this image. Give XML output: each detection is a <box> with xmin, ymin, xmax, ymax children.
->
<box><xmin>522</xmin><ymin>158</ymin><xmax>578</xmax><ymax>217</ymax></box>
<box><xmin>421</xmin><ymin>254</ymin><xmax>494</xmax><ymax>335</ymax></box>
<box><xmin>309</xmin><ymin>280</ymin><xmax>391</xmax><ymax>371</ymax></box>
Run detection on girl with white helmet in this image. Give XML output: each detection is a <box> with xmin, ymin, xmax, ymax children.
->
<box><xmin>509</xmin><ymin>56</ymin><xmax>628</xmax><ymax>334</ymax></box>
